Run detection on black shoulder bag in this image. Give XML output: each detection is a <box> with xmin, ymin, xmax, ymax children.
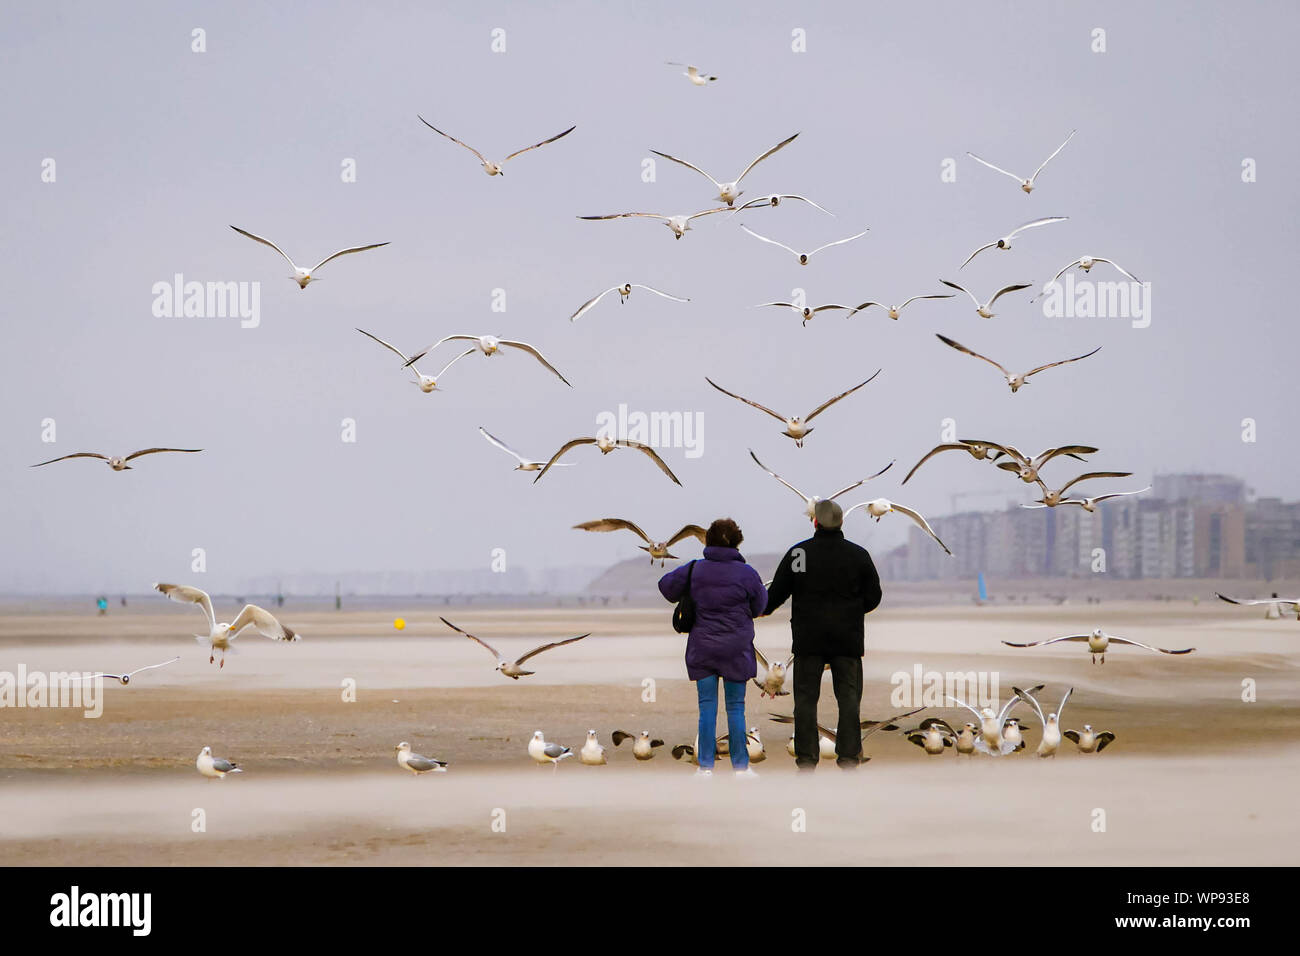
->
<box><xmin>671</xmin><ymin>560</ymin><xmax>698</xmax><ymax>633</ymax></box>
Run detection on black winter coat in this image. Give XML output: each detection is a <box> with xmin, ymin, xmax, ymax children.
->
<box><xmin>762</xmin><ymin>527</ymin><xmax>882</xmax><ymax>656</ymax></box>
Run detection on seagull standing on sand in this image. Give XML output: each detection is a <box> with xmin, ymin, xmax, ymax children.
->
<box><xmin>907</xmin><ymin>723</ymin><xmax>954</xmax><ymax>755</ymax></box>
<box><xmin>230</xmin><ymin>226</ymin><xmax>388</xmax><ymax>289</ymax></box>
<box><xmin>940</xmin><ymin>280</ymin><xmax>1034</xmax><ymax>318</ymax></box>
<box><xmin>746</xmin><ymin>728</ymin><xmax>767</xmax><ymax>763</ymax></box>
<box><xmin>1014</xmin><ymin>686</ymin><xmax>1073</xmax><ymax>758</ymax></box>
<box><xmin>356</xmin><ymin>329</ymin><xmax>475</xmax><ymax>393</ymax></box>
<box><xmin>844</xmin><ymin>499</ymin><xmax>951</xmax><ymax>554</ymax></box>
<box><xmin>579</xmin><ymin>730</ymin><xmax>608</xmax><ymax>766</ymax></box>
<box><xmin>569</xmin><ymin>283</ymin><xmax>689</xmax><ymax>322</ymax></box>
<box><xmin>478</xmin><ymin>427</ymin><xmax>573</xmax><ymax>473</ymax></box>
<box><xmin>417</xmin><ymin>116</ymin><xmax>575</xmax><ymax>176</ymax></box>
<box><xmin>196</xmin><ymin>746</ymin><xmax>241</xmax><ymax>779</ymax></box>
<box><xmin>749</xmin><ymin>450</ymin><xmax>893</xmax><ymax>518</ymax></box>
<box><xmin>1065</xmin><ymin>725</ymin><xmax>1116</xmax><ymax>754</ymax></box>
<box><xmin>572</xmin><ymin>518</ymin><xmax>705</xmax><ymax>565</ymax></box>
<box><xmin>959</xmin><ymin>217</ymin><xmax>1069</xmax><ymax>269</ymax></box>
<box><xmin>966</xmin><ymin>129</ymin><xmax>1076</xmax><ymax>194</ymax></box>
<box><xmin>153</xmin><ymin>583</ymin><xmax>298</xmax><ymax>667</ymax></box>
<box><xmin>32</xmin><ymin>448</ymin><xmax>201</xmax><ymax>471</ymax></box>
<box><xmin>611</xmin><ymin>730</ymin><xmax>664</xmax><ymax>760</ymax></box>
<box><xmin>1002</xmin><ymin>628</ymin><xmax>1195</xmax><ymax>664</ymax></box>
<box><xmin>935</xmin><ymin>334</ymin><xmax>1101</xmax><ymax>393</ymax></box>
<box><xmin>395</xmin><ymin>742</ymin><xmax>448</xmax><ymax>775</ymax></box>
<box><xmin>528</xmin><ymin>731</ymin><xmax>573</xmax><ymax>769</ymax></box>
<box><xmin>707</xmin><ymin>373</ymin><xmax>879</xmax><ymax>447</ymax></box>
<box><xmin>1002</xmin><ymin>718</ymin><xmax>1028</xmax><ymax>753</ymax></box>
<box><xmin>533</xmin><ymin>435</ymin><xmax>681</xmax><ymax>485</ymax></box>
<box><xmin>578</xmin><ymin>207</ymin><xmax>732</xmax><ymax>240</ymax></box>
<box><xmin>954</xmin><ymin>722</ymin><xmax>978</xmax><ymax>756</ymax></box>
<box><xmin>847</xmin><ymin>294</ymin><xmax>955</xmax><ymax>320</ymax></box>
<box><xmin>401</xmin><ymin>335</ymin><xmax>571</xmax><ymax>386</ymax></box>
<box><xmin>740</xmin><ymin>225</ymin><xmax>868</xmax><ymax>265</ymax></box>
<box><xmin>440</xmin><ymin>617</ymin><xmax>588</xmax><ymax>679</ymax></box>
<box><xmin>651</xmin><ymin>132</ymin><xmax>800</xmax><ymax>206</ymax></box>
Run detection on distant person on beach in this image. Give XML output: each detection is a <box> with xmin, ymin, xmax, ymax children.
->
<box><xmin>658</xmin><ymin>518</ymin><xmax>767</xmax><ymax>777</ymax></box>
<box><xmin>763</xmin><ymin>500</ymin><xmax>882</xmax><ymax>770</ymax></box>
<box><xmin>96</xmin><ymin>596</ymin><xmax>108</xmax><ymax>616</ymax></box>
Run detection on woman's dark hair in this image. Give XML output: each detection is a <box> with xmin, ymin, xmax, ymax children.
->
<box><xmin>705</xmin><ymin>517</ymin><xmax>743</xmax><ymax>548</ymax></box>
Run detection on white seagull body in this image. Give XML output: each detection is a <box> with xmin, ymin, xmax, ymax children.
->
<box><xmin>1026</xmin><ymin>473</ymin><xmax>1137</xmax><ymax>508</ymax></box>
<box><xmin>902</xmin><ymin>440</ymin><xmax>1004</xmax><ymax>484</ymax></box>
<box><xmin>395</xmin><ymin>742</ymin><xmax>447</xmax><ymax>774</ymax></box>
<box><xmin>667</xmin><ymin>62</ymin><xmax>717</xmax><ymax>86</ymax></box>
<box><xmin>651</xmin><ymin>132</ymin><xmax>800</xmax><ymax>206</ymax></box>
<box><xmin>579</xmin><ymin>207</ymin><xmax>731</xmax><ymax>239</ymax></box>
<box><xmin>572</xmin><ymin>518</ymin><xmax>705</xmax><ymax>565</ymax></box>
<box><xmin>940</xmin><ymin>280</ymin><xmax>1034</xmax><ymax>318</ymax></box>
<box><xmin>1065</xmin><ymin>724</ymin><xmax>1116</xmax><ymax>754</ymax></box>
<box><xmin>1014</xmin><ymin>685</ymin><xmax>1072</xmax><ymax>758</ymax></box>
<box><xmin>612</xmin><ymin>730</ymin><xmax>664</xmax><ymax>760</ymax></box>
<box><xmin>153</xmin><ymin>583</ymin><xmax>298</xmax><ymax>667</ymax></box>
<box><xmin>230</xmin><ymin>225</ymin><xmax>388</xmax><ymax>289</ymax></box>
<box><xmin>196</xmin><ymin>746</ymin><xmax>241</xmax><ymax>779</ymax></box>
<box><xmin>32</xmin><ymin>447</ymin><xmax>201</xmax><ymax>471</ymax></box>
<box><xmin>966</xmin><ymin>129</ymin><xmax>1076</xmax><ymax>194</ymax></box>
<box><xmin>1002</xmin><ymin>627</ymin><xmax>1195</xmax><ymax>664</ymax></box>
<box><xmin>756</xmin><ymin>300</ymin><xmax>860</xmax><ymax>327</ymax></box>
<box><xmin>707</xmin><ymin>372</ymin><xmax>879</xmax><ymax>447</ymax></box>
<box><xmin>749</xmin><ymin>449</ymin><xmax>893</xmax><ymax>518</ymax></box>
<box><xmin>478</xmin><ymin>426</ymin><xmax>572</xmax><ymax>472</ymax></box>
<box><xmin>440</xmin><ymin>617</ymin><xmax>588</xmax><ymax>679</ymax></box>
<box><xmin>1217</xmin><ymin>592</ymin><xmax>1300</xmax><ymax>620</ymax></box>
<box><xmin>63</xmin><ymin>656</ymin><xmax>180</xmax><ymax>686</ymax></box>
<box><xmin>533</xmin><ymin>434</ymin><xmax>681</xmax><ymax>485</ymax></box>
<box><xmin>579</xmin><ymin>730</ymin><xmax>608</xmax><ymax>766</ymax></box>
<box><xmin>960</xmin><ymin>217</ymin><xmax>1069</xmax><ymax>269</ymax></box>
<box><xmin>569</xmin><ymin>283</ymin><xmax>688</xmax><ymax>322</ymax></box>
<box><xmin>357</xmin><ymin>329</ymin><xmax>475</xmax><ymax>392</ymax></box>
<box><xmin>1021</xmin><ymin>486</ymin><xmax>1151</xmax><ymax>512</ymax></box>
<box><xmin>529</xmin><ymin>730</ymin><xmax>572</xmax><ymax>769</ymax></box>
<box><xmin>417</xmin><ymin>116</ymin><xmax>575</xmax><ymax>176</ymax></box>
<box><xmin>731</xmin><ymin>193</ymin><xmax>834</xmax><ymax>216</ymax></box>
<box><xmin>1034</xmin><ymin>256</ymin><xmax>1142</xmax><ymax>300</ymax></box>
<box><xmin>753</xmin><ymin>647</ymin><xmax>794</xmax><ymax>698</ymax></box>
<box><xmin>844</xmin><ymin>498</ymin><xmax>951</xmax><ymax>554</ymax></box>
<box><xmin>947</xmin><ymin>686</ymin><xmax>1040</xmax><ymax>756</ymax></box>
<box><xmin>401</xmin><ymin>334</ymin><xmax>570</xmax><ymax>386</ymax></box>
<box><xmin>740</xmin><ymin>224</ymin><xmax>868</xmax><ymax>265</ymax></box>
<box><xmin>935</xmin><ymin>334</ymin><xmax>1101</xmax><ymax>392</ymax></box>
<box><xmin>848</xmin><ymin>294</ymin><xmax>955</xmax><ymax>320</ymax></box>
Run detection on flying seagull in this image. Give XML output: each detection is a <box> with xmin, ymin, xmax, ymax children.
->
<box><xmin>973</xmin><ymin>442</ymin><xmax>1099</xmax><ymax>484</ymax></box>
<box><xmin>1021</xmin><ymin>487</ymin><xmax>1150</xmax><ymax>512</ymax></box>
<box><xmin>230</xmin><ymin>225</ymin><xmax>388</xmax><ymax>289</ymax></box>
<box><xmin>528</xmin><ymin>730</ymin><xmax>573</xmax><ymax>769</ymax></box>
<box><xmin>667</xmin><ymin>62</ymin><xmax>717</xmax><ymax>86</ymax></box>
<box><xmin>1013</xmin><ymin>685</ymin><xmax>1073</xmax><ymax>758</ymax></box>
<box><xmin>1217</xmin><ymin>592</ymin><xmax>1300</xmax><ymax>620</ymax></box>
<box><xmin>578</xmin><ymin>207</ymin><xmax>731</xmax><ymax>240</ymax></box>
<box><xmin>1026</xmin><ymin>472</ymin><xmax>1136</xmax><ymax>507</ymax></box>
<box><xmin>572</xmin><ymin>518</ymin><xmax>705</xmax><ymax>565</ymax></box>
<box><xmin>401</xmin><ymin>334</ymin><xmax>570</xmax><ymax>386</ymax></box>
<box><xmin>395</xmin><ymin>741</ymin><xmax>448</xmax><ymax>775</ymax></box>
<box><xmin>153</xmin><ymin>583</ymin><xmax>298</xmax><ymax>667</ymax></box>
<box><xmin>753</xmin><ymin>647</ymin><xmax>793</xmax><ymax>698</ymax></box>
<box><xmin>440</xmin><ymin>617</ymin><xmax>588</xmax><ymax>679</ymax></box>
<box><xmin>706</xmin><ymin>372</ymin><xmax>880</xmax><ymax>447</ymax></box>
<box><xmin>902</xmin><ymin>440</ymin><xmax>1005</xmax><ymax>485</ymax></box>
<box><xmin>356</xmin><ymin>329</ymin><xmax>475</xmax><ymax>393</ymax></box>
<box><xmin>940</xmin><ymin>280</ymin><xmax>1034</xmax><ymax>318</ymax></box>
<box><xmin>478</xmin><ymin>426</ymin><xmax>573</xmax><ymax>473</ymax></box>
<box><xmin>32</xmin><ymin>447</ymin><xmax>202</xmax><ymax>471</ymax></box>
<box><xmin>959</xmin><ymin>217</ymin><xmax>1069</xmax><ymax>269</ymax></box>
<box><xmin>611</xmin><ymin>730</ymin><xmax>665</xmax><ymax>760</ymax></box>
<box><xmin>196</xmin><ymin>746</ymin><xmax>241</xmax><ymax>779</ymax></box>
<box><xmin>730</xmin><ymin>193</ymin><xmax>834</xmax><ymax>215</ymax></box>
<box><xmin>749</xmin><ymin>449</ymin><xmax>893</xmax><ymax>518</ymax></box>
<box><xmin>417</xmin><ymin>116</ymin><xmax>575</xmax><ymax>176</ymax></box>
<box><xmin>844</xmin><ymin>499</ymin><xmax>951</xmax><ymax>554</ymax></box>
<box><xmin>935</xmin><ymin>334</ymin><xmax>1100</xmax><ymax>392</ymax></box>
<box><xmin>650</xmin><ymin>132</ymin><xmax>800</xmax><ymax>206</ymax></box>
<box><xmin>740</xmin><ymin>224</ymin><xmax>868</xmax><ymax>265</ymax></box>
<box><xmin>966</xmin><ymin>129</ymin><xmax>1076</xmax><ymax>194</ymax></box>
<box><xmin>533</xmin><ymin>435</ymin><xmax>681</xmax><ymax>485</ymax></box>
<box><xmin>1002</xmin><ymin>627</ymin><xmax>1194</xmax><ymax>664</ymax></box>
<box><xmin>61</xmin><ymin>656</ymin><xmax>180</xmax><ymax>686</ymax></box>
<box><xmin>754</xmin><ymin>300</ymin><xmax>863</xmax><ymax>327</ymax></box>
<box><xmin>569</xmin><ymin>283</ymin><xmax>688</xmax><ymax>322</ymax></box>
<box><xmin>847</xmin><ymin>294</ymin><xmax>955</xmax><ymax>320</ymax></box>
<box><xmin>1033</xmin><ymin>256</ymin><xmax>1142</xmax><ymax>301</ymax></box>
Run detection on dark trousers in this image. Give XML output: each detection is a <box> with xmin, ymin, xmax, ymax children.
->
<box><xmin>792</xmin><ymin>655</ymin><xmax>863</xmax><ymax>768</ymax></box>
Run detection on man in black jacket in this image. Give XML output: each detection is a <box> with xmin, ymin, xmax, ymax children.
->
<box><xmin>762</xmin><ymin>500</ymin><xmax>882</xmax><ymax>769</ymax></box>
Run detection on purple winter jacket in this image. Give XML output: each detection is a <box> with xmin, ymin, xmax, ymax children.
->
<box><xmin>658</xmin><ymin>546</ymin><xmax>768</xmax><ymax>682</ymax></box>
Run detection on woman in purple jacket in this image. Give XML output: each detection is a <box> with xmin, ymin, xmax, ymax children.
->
<box><xmin>658</xmin><ymin>518</ymin><xmax>768</xmax><ymax>777</ymax></box>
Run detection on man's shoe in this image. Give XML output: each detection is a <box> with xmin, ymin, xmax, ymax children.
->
<box><xmin>735</xmin><ymin>768</ymin><xmax>759</xmax><ymax>779</ymax></box>
<box><xmin>693</xmin><ymin>768</ymin><xmax>713</xmax><ymax>777</ymax></box>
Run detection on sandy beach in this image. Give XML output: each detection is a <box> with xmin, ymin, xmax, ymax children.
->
<box><xmin>2</xmin><ymin>599</ymin><xmax>1296</xmax><ymax>866</ymax></box>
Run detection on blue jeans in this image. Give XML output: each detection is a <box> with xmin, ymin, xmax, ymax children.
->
<box><xmin>696</xmin><ymin>676</ymin><xmax>748</xmax><ymax>770</ymax></box>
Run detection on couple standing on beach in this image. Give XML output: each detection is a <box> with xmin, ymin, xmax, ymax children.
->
<box><xmin>657</xmin><ymin>500</ymin><xmax>882</xmax><ymax>776</ymax></box>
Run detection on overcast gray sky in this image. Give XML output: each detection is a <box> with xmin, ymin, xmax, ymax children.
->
<box><xmin>1</xmin><ymin>1</ymin><xmax>1296</xmax><ymax>593</ymax></box>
